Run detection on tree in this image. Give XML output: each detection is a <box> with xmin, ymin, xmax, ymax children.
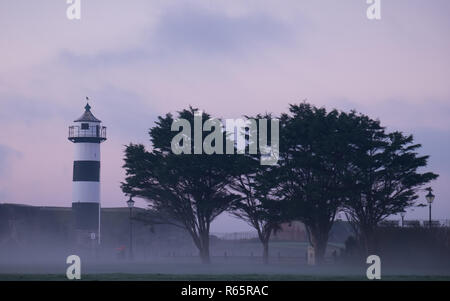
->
<box><xmin>227</xmin><ymin>114</ymin><xmax>284</xmax><ymax>264</ymax></box>
<box><xmin>229</xmin><ymin>153</ymin><xmax>284</xmax><ymax>264</ymax></box>
<box><xmin>121</xmin><ymin>107</ymin><xmax>239</xmax><ymax>263</ymax></box>
<box><xmin>272</xmin><ymin>103</ymin><xmax>352</xmax><ymax>264</ymax></box>
<box><xmin>343</xmin><ymin>121</ymin><xmax>439</xmax><ymax>255</ymax></box>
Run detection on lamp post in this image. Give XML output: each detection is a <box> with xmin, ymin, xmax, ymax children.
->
<box><xmin>425</xmin><ymin>187</ymin><xmax>435</xmax><ymax>228</ymax></box>
<box><xmin>90</xmin><ymin>232</ymin><xmax>96</xmax><ymax>259</ymax></box>
<box><xmin>127</xmin><ymin>196</ymin><xmax>135</xmax><ymax>260</ymax></box>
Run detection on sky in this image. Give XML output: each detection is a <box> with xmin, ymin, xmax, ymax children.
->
<box><xmin>0</xmin><ymin>0</ymin><xmax>449</xmax><ymax>232</ymax></box>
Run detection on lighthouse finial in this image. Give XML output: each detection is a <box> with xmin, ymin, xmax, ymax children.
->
<box><xmin>85</xmin><ymin>97</ymin><xmax>91</xmax><ymax>111</ymax></box>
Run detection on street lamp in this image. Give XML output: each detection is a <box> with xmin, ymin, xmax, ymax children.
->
<box><xmin>90</xmin><ymin>232</ymin><xmax>96</xmax><ymax>258</ymax></box>
<box><xmin>425</xmin><ymin>187</ymin><xmax>435</xmax><ymax>228</ymax></box>
<box><xmin>127</xmin><ymin>196</ymin><xmax>135</xmax><ymax>260</ymax></box>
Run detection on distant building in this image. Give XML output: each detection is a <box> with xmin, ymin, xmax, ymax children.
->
<box><xmin>270</xmin><ymin>221</ymin><xmax>353</xmax><ymax>244</ymax></box>
<box><xmin>271</xmin><ymin>221</ymin><xmax>307</xmax><ymax>242</ymax></box>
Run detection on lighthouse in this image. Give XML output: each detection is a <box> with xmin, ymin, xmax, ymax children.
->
<box><xmin>68</xmin><ymin>101</ymin><xmax>106</xmax><ymax>246</ymax></box>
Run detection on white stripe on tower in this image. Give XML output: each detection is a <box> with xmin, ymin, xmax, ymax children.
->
<box><xmin>74</xmin><ymin>143</ymin><xmax>101</xmax><ymax>161</ymax></box>
<box><xmin>72</xmin><ymin>182</ymin><xmax>100</xmax><ymax>203</ymax></box>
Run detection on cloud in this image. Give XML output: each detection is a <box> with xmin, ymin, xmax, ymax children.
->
<box><xmin>0</xmin><ymin>94</ymin><xmax>73</xmax><ymax>125</ymax></box>
<box><xmin>317</xmin><ymin>98</ymin><xmax>450</xmax><ymax>132</ymax></box>
<box><xmin>57</xmin><ymin>3</ymin><xmax>294</xmax><ymax>70</ymax></box>
<box><xmin>413</xmin><ymin>128</ymin><xmax>450</xmax><ymax>172</ymax></box>
<box><xmin>84</xmin><ymin>86</ymin><xmax>158</xmax><ymax>142</ymax></box>
<box><xmin>153</xmin><ymin>5</ymin><xmax>293</xmax><ymax>56</ymax></box>
<box><xmin>0</xmin><ymin>144</ymin><xmax>21</xmax><ymax>177</ymax></box>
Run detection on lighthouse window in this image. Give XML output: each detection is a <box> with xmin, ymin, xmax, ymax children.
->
<box><xmin>81</xmin><ymin>123</ymin><xmax>89</xmax><ymax>130</ymax></box>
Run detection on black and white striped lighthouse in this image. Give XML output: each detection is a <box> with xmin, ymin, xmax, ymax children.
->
<box><xmin>68</xmin><ymin>101</ymin><xmax>106</xmax><ymax>246</ymax></box>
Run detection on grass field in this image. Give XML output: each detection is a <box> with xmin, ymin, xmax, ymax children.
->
<box><xmin>1</xmin><ymin>240</ymin><xmax>448</xmax><ymax>281</ymax></box>
<box><xmin>1</xmin><ymin>259</ymin><xmax>449</xmax><ymax>281</ymax></box>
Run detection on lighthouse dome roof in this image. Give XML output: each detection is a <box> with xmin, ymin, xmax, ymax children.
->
<box><xmin>74</xmin><ymin>103</ymin><xmax>101</xmax><ymax>123</ymax></box>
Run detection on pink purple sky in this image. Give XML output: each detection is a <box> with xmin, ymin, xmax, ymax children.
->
<box><xmin>0</xmin><ymin>0</ymin><xmax>449</xmax><ymax>231</ymax></box>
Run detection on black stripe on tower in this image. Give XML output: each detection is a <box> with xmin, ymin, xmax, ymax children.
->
<box><xmin>73</xmin><ymin>161</ymin><xmax>100</xmax><ymax>182</ymax></box>
<box><xmin>72</xmin><ymin>202</ymin><xmax>100</xmax><ymax>230</ymax></box>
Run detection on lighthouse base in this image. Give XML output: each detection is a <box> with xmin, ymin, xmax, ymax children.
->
<box><xmin>72</xmin><ymin>202</ymin><xmax>100</xmax><ymax>250</ymax></box>
<box><xmin>72</xmin><ymin>202</ymin><xmax>100</xmax><ymax>229</ymax></box>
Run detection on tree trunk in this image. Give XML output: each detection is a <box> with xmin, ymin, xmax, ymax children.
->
<box><xmin>199</xmin><ymin>248</ymin><xmax>210</xmax><ymax>264</ymax></box>
<box><xmin>309</xmin><ymin>227</ymin><xmax>329</xmax><ymax>265</ymax></box>
<box><xmin>262</xmin><ymin>240</ymin><xmax>269</xmax><ymax>264</ymax></box>
<box><xmin>313</xmin><ymin>237</ymin><xmax>327</xmax><ymax>265</ymax></box>
<box><xmin>199</xmin><ymin>231</ymin><xmax>211</xmax><ymax>264</ymax></box>
<box><xmin>361</xmin><ymin>226</ymin><xmax>377</xmax><ymax>256</ymax></box>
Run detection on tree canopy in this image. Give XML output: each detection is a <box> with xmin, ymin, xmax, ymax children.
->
<box><xmin>122</xmin><ymin>107</ymin><xmax>239</xmax><ymax>263</ymax></box>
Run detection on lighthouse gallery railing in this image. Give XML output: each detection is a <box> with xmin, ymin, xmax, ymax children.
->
<box><xmin>69</xmin><ymin>125</ymin><xmax>107</xmax><ymax>139</ymax></box>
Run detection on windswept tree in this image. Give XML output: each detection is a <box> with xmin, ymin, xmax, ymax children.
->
<box><xmin>343</xmin><ymin>122</ymin><xmax>439</xmax><ymax>255</ymax></box>
<box><xmin>121</xmin><ymin>107</ymin><xmax>239</xmax><ymax>263</ymax></box>
<box><xmin>230</xmin><ymin>154</ymin><xmax>284</xmax><ymax>264</ymax></box>
<box><xmin>272</xmin><ymin>103</ymin><xmax>356</xmax><ymax>264</ymax></box>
